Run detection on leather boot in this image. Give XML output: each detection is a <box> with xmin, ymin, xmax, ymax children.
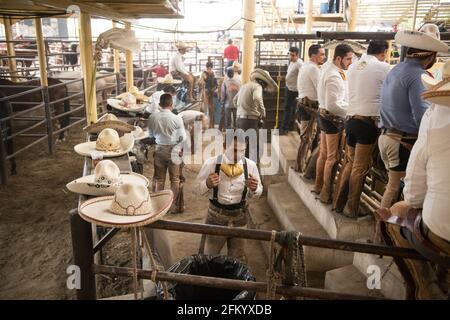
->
<box><xmin>380</xmin><ymin>170</ymin><xmax>406</xmax><ymax>208</ymax></box>
<box><xmin>332</xmin><ymin>145</ymin><xmax>355</xmax><ymax>212</ymax></box>
<box><xmin>295</xmin><ymin>120</ymin><xmax>312</xmax><ymax>172</ymax></box>
<box><xmin>314</xmin><ymin>131</ymin><xmax>327</xmax><ymax>193</ymax></box>
<box><xmin>304</xmin><ymin>146</ymin><xmax>318</xmax><ymax>180</ymax></box>
<box><xmin>319</xmin><ymin>133</ymin><xmax>340</xmax><ymax>203</ymax></box>
<box><xmin>343</xmin><ymin>143</ymin><xmax>375</xmax><ymax>218</ymax></box>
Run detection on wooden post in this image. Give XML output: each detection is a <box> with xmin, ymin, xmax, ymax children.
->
<box><xmin>35</xmin><ymin>18</ymin><xmax>48</xmax><ymax>86</ymax></box>
<box><xmin>386</xmin><ymin>40</ymin><xmax>393</xmax><ymax>64</ymax></box>
<box><xmin>112</xmin><ymin>21</ymin><xmax>120</xmax><ymax>73</ymax></box>
<box><xmin>412</xmin><ymin>0</ymin><xmax>419</xmax><ymax>30</ymax></box>
<box><xmin>78</xmin><ymin>12</ymin><xmax>97</xmax><ymax>124</ymax></box>
<box><xmin>304</xmin><ymin>0</ymin><xmax>313</xmax><ymax>61</ymax></box>
<box><xmin>348</xmin><ymin>0</ymin><xmax>359</xmax><ymax>32</ymax></box>
<box><xmin>125</xmin><ymin>22</ymin><xmax>133</xmax><ymax>90</ymax></box>
<box><xmin>242</xmin><ymin>0</ymin><xmax>256</xmax><ymax>84</ymax></box>
<box><xmin>3</xmin><ymin>17</ymin><xmax>17</xmax><ymax>81</ymax></box>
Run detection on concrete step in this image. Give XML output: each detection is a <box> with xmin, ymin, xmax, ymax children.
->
<box><xmin>271</xmin><ymin>131</ymin><xmax>300</xmax><ymax>175</ymax></box>
<box><xmin>324</xmin><ymin>265</ymin><xmax>384</xmax><ymax>298</ymax></box>
<box><xmin>288</xmin><ymin>167</ymin><xmax>375</xmax><ymax>241</ymax></box>
<box><xmin>268</xmin><ymin>182</ymin><xmax>353</xmax><ymax>271</ymax></box>
<box><xmin>353</xmin><ymin>247</ymin><xmax>407</xmax><ymax>300</ymax></box>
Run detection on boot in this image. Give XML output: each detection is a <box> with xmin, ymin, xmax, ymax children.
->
<box><xmin>332</xmin><ymin>145</ymin><xmax>355</xmax><ymax>212</ymax></box>
<box><xmin>319</xmin><ymin>133</ymin><xmax>340</xmax><ymax>203</ymax></box>
<box><xmin>343</xmin><ymin>143</ymin><xmax>375</xmax><ymax>218</ymax></box>
<box><xmin>313</xmin><ymin>132</ymin><xmax>327</xmax><ymax>193</ymax></box>
<box><xmin>295</xmin><ymin>120</ymin><xmax>312</xmax><ymax>172</ymax></box>
<box><xmin>380</xmin><ymin>170</ymin><xmax>406</xmax><ymax>208</ymax></box>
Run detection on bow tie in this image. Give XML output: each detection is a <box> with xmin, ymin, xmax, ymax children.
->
<box><xmin>220</xmin><ymin>164</ymin><xmax>244</xmax><ymax>178</ymax></box>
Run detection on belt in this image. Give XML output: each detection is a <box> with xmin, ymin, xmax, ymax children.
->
<box><xmin>299</xmin><ymin>97</ymin><xmax>319</xmax><ymax>109</ymax></box>
<box><xmin>349</xmin><ymin>115</ymin><xmax>379</xmax><ymax>122</ymax></box>
<box><xmin>209</xmin><ymin>199</ymin><xmax>245</xmax><ymax>212</ymax></box>
<box><xmin>237</xmin><ymin>115</ymin><xmax>259</xmax><ymax>120</ymax></box>
<box><xmin>422</xmin><ymin>222</ymin><xmax>450</xmax><ymax>246</ymax></box>
<box><xmin>381</xmin><ymin>128</ymin><xmax>418</xmax><ymax>138</ymax></box>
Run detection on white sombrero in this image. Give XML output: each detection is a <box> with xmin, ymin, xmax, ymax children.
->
<box><xmin>232</xmin><ymin>61</ymin><xmax>242</xmax><ymax>73</ymax></box>
<box><xmin>107</xmin><ymin>93</ymin><xmax>146</xmax><ymax>113</ymax></box>
<box><xmin>422</xmin><ymin>60</ymin><xmax>450</xmax><ymax>107</ymax></box>
<box><xmin>74</xmin><ymin>128</ymin><xmax>134</xmax><ymax>157</ymax></box>
<box><xmin>116</xmin><ymin>86</ymin><xmax>149</xmax><ymax>103</ymax></box>
<box><xmin>66</xmin><ymin>160</ymin><xmax>148</xmax><ymax>196</ymax></box>
<box><xmin>157</xmin><ymin>74</ymin><xmax>182</xmax><ymax>85</ymax></box>
<box><xmin>250</xmin><ymin>68</ymin><xmax>278</xmax><ymax>93</ymax></box>
<box><xmin>131</xmin><ymin>126</ymin><xmax>150</xmax><ymax>141</ymax></box>
<box><xmin>83</xmin><ymin>113</ymin><xmax>135</xmax><ymax>134</ymax></box>
<box><xmin>175</xmin><ymin>41</ymin><xmax>191</xmax><ymax>50</ymax></box>
<box><xmin>79</xmin><ymin>184</ymin><xmax>173</xmax><ymax>228</ymax></box>
<box><xmin>395</xmin><ymin>23</ymin><xmax>449</xmax><ymax>55</ymax></box>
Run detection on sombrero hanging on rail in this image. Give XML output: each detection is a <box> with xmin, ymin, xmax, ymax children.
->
<box><xmin>66</xmin><ymin>160</ymin><xmax>148</xmax><ymax>196</ymax></box>
<box><xmin>107</xmin><ymin>92</ymin><xmax>146</xmax><ymax>113</ymax></box>
<box><xmin>83</xmin><ymin>113</ymin><xmax>135</xmax><ymax>134</ymax></box>
<box><xmin>74</xmin><ymin>128</ymin><xmax>134</xmax><ymax>157</ymax></box>
<box><xmin>79</xmin><ymin>184</ymin><xmax>173</xmax><ymax>228</ymax></box>
<box><xmin>156</xmin><ymin>74</ymin><xmax>182</xmax><ymax>85</ymax></box>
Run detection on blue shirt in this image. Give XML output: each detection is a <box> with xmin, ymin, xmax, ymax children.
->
<box><xmin>379</xmin><ymin>59</ymin><xmax>431</xmax><ymax>134</ymax></box>
<box><xmin>148</xmin><ymin>109</ymin><xmax>186</xmax><ymax>145</ymax></box>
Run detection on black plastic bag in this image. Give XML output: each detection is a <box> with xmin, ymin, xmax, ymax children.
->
<box><xmin>157</xmin><ymin>254</ymin><xmax>256</xmax><ymax>300</ymax></box>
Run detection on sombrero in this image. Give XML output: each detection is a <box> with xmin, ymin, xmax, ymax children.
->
<box><xmin>107</xmin><ymin>92</ymin><xmax>146</xmax><ymax>113</ymax></box>
<box><xmin>175</xmin><ymin>41</ymin><xmax>191</xmax><ymax>50</ymax></box>
<box><xmin>66</xmin><ymin>159</ymin><xmax>148</xmax><ymax>196</ymax></box>
<box><xmin>157</xmin><ymin>74</ymin><xmax>182</xmax><ymax>85</ymax></box>
<box><xmin>131</xmin><ymin>126</ymin><xmax>150</xmax><ymax>141</ymax></box>
<box><xmin>232</xmin><ymin>61</ymin><xmax>242</xmax><ymax>73</ymax></box>
<box><xmin>79</xmin><ymin>184</ymin><xmax>173</xmax><ymax>228</ymax></box>
<box><xmin>116</xmin><ymin>86</ymin><xmax>149</xmax><ymax>103</ymax></box>
<box><xmin>83</xmin><ymin>113</ymin><xmax>135</xmax><ymax>134</ymax></box>
<box><xmin>395</xmin><ymin>23</ymin><xmax>449</xmax><ymax>55</ymax></box>
<box><xmin>250</xmin><ymin>68</ymin><xmax>278</xmax><ymax>92</ymax></box>
<box><xmin>74</xmin><ymin>128</ymin><xmax>134</xmax><ymax>157</ymax></box>
<box><xmin>422</xmin><ymin>60</ymin><xmax>450</xmax><ymax>107</ymax></box>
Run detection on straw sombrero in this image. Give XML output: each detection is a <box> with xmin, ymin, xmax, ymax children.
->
<box><xmin>422</xmin><ymin>60</ymin><xmax>450</xmax><ymax>107</ymax></box>
<box><xmin>157</xmin><ymin>74</ymin><xmax>182</xmax><ymax>85</ymax></box>
<box><xmin>66</xmin><ymin>160</ymin><xmax>148</xmax><ymax>196</ymax></box>
<box><xmin>74</xmin><ymin>128</ymin><xmax>134</xmax><ymax>157</ymax></box>
<box><xmin>107</xmin><ymin>92</ymin><xmax>146</xmax><ymax>113</ymax></box>
<box><xmin>79</xmin><ymin>184</ymin><xmax>173</xmax><ymax>228</ymax></box>
<box><xmin>131</xmin><ymin>126</ymin><xmax>150</xmax><ymax>141</ymax></box>
<box><xmin>395</xmin><ymin>23</ymin><xmax>449</xmax><ymax>55</ymax></box>
<box><xmin>116</xmin><ymin>86</ymin><xmax>149</xmax><ymax>103</ymax></box>
<box><xmin>83</xmin><ymin>113</ymin><xmax>135</xmax><ymax>134</ymax></box>
<box><xmin>250</xmin><ymin>68</ymin><xmax>278</xmax><ymax>93</ymax></box>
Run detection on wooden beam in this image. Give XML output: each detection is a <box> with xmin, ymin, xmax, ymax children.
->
<box><xmin>34</xmin><ymin>18</ymin><xmax>48</xmax><ymax>87</ymax></box>
<box><xmin>3</xmin><ymin>17</ymin><xmax>17</xmax><ymax>81</ymax></box>
<box><xmin>304</xmin><ymin>0</ymin><xmax>313</xmax><ymax>62</ymax></box>
<box><xmin>242</xmin><ymin>0</ymin><xmax>256</xmax><ymax>84</ymax></box>
<box><xmin>79</xmin><ymin>11</ymin><xmax>97</xmax><ymax>124</ymax></box>
<box><xmin>348</xmin><ymin>0</ymin><xmax>359</xmax><ymax>32</ymax></box>
<box><xmin>124</xmin><ymin>22</ymin><xmax>133</xmax><ymax>91</ymax></box>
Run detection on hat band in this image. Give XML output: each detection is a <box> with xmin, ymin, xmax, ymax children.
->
<box><xmin>96</xmin><ymin>139</ymin><xmax>121</xmax><ymax>152</ymax></box>
<box><xmin>422</xmin><ymin>89</ymin><xmax>450</xmax><ymax>100</ymax></box>
<box><xmin>110</xmin><ymin>195</ymin><xmax>152</xmax><ymax>216</ymax></box>
<box><xmin>406</xmin><ymin>51</ymin><xmax>435</xmax><ymax>58</ymax></box>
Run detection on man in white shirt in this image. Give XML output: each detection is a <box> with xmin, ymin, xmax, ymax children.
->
<box><xmin>194</xmin><ymin>135</ymin><xmax>262</xmax><ymax>262</ymax></box>
<box><xmin>333</xmin><ymin>41</ymin><xmax>390</xmax><ymax>218</ymax></box>
<box><xmin>314</xmin><ymin>44</ymin><xmax>353</xmax><ymax>204</ymax></box>
<box><xmin>148</xmin><ymin>93</ymin><xmax>187</xmax><ymax>214</ymax></box>
<box><xmin>169</xmin><ymin>42</ymin><xmax>196</xmax><ymax>103</ymax></box>
<box><xmin>377</xmin><ymin>65</ymin><xmax>450</xmax><ymax>299</ymax></box>
<box><xmin>295</xmin><ymin>44</ymin><xmax>326</xmax><ymax>173</ymax></box>
<box><xmin>279</xmin><ymin>47</ymin><xmax>303</xmax><ymax>135</ymax></box>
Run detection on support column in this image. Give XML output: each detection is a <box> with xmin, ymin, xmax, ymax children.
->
<box><xmin>412</xmin><ymin>0</ymin><xmax>419</xmax><ymax>30</ymax></box>
<box><xmin>304</xmin><ymin>0</ymin><xmax>313</xmax><ymax>61</ymax></box>
<box><xmin>35</xmin><ymin>18</ymin><xmax>48</xmax><ymax>86</ymax></box>
<box><xmin>79</xmin><ymin>12</ymin><xmax>97</xmax><ymax>124</ymax></box>
<box><xmin>125</xmin><ymin>22</ymin><xmax>134</xmax><ymax>90</ymax></box>
<box><xmin>3</xmin><ymin>17</ymin><xmax>17</xmax><ymax>81</ymax></box>
<box><xmin>348</xmin><ymin>0</ymin><xmax>359</xmax><ymax>32</ymax></box>
<box><xmin>242</xmin><ymin>0</ymin><xmax>256</xmax><ymax>84</ymax></box>
<box><xmin>112</xmin><ymin>21</ymin><xmax>120</xmax><ymax>73</ymax></box>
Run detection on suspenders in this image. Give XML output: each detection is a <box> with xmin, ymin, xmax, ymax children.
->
<box><xmin>212</xmin><ymin>155</ymin><xmax>248</xmax><ymax>207</ymax></box>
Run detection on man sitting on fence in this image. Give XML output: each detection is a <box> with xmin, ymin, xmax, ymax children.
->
<box><xmin>195</xmin><ymin>133</ymin><xmax>262</xmax><ymax>263</ymax></box>
<box><xmin>169</xmin><ymin>42</ymin><xmax>196</xmax><ymax>103</ymax></box>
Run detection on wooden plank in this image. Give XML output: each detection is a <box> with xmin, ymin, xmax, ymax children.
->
<box><xmin>35</xmin><ymin>18</ymin><xmax>48</xmax><ymax>87</ymax></box>
<box><xmin>125</xmin><ymin>22</ymin><xmax>133</xmax><ymax>91</ymax></box>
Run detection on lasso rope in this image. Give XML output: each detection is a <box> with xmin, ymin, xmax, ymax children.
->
<box><xmin>265</xmin><ymin>230</ymin><xmax>279</xmax><ymax>300</ymax></box>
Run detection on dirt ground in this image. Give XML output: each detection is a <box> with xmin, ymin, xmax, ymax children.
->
<box><xmin>0</xmin><ymin>124</ymin><xmax>269</xmax><ymax>299</ymax></box>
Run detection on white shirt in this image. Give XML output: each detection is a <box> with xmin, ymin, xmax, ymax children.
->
<box><xmin>178</xmin><ymin>110</ymin><xmax>203</xmax><ymax>127</ymax></box>
<box><xmin>148</xmin><ymin>109</ymin><xmax>186</xmax><ymax>145</ymax></box>
<box><xmin>403</xmin><ymin>104</ymin><xmax>450</xmax><ymax>242</ymax></box>
<box><xmin>347</xmin><ymin>54</ymin><xmax>390</xmax><ymax>117</ymax></box>
<box><xmin>194</xmin><ymin>154</ymin><xmax>263</xmax><ymax>205</ymax></box>
<box><xmin>169</xmin><ymin>52</ymin><xmax>189</xmax><ymax>75</ymax></box>
<box><xmin>317</xmin><ymin>63</ymin><xmax>348</xmax><ymax>118</ymax></box>
<box><xmin>145</xmin><ymin>90</ymin><xmax>163</xmax><ymax>114</ymax></box>
<box><xmin>297</xmin><ymin>61</ymin><xmax>320</xmax><ymax>101</ymax></box>
<box><xmin>286</xmin><ymin>59</ymin><xmax>303</xmax><ymax>92</ymax></box>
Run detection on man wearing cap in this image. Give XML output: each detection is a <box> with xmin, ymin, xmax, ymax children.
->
<box><xmin>378</xmin><ymin>24</ymin><xmax>449</xmax><ymax>209</ymax></box>
<box><xmin>169</xmin><ymin>42</ymin><xmax>196</xmax><ymax>103</ymax></box>
<box><xmin>148</xmin><ymin>93</ymin><xmax>187</xmax><ymax>214</ymax></box>
<box><xmin>332</xmin><ymin>40</ymin><xmax>390</xmax><ymax>217</ymax></box>
<box><xmin>377</xmin><ymin>61</ymin><xmax>450</xmax><ymax>299</ymax></box>
<box><xmin>279</xmin><ymin>47</ymin><xmax>304</xmax><ymax>135</ymax></box>
<box><xmin>314</xmin><ymin>44</ymin><xmax>353</xmax><ymax>204</ymax></box>
<box><xmin>194</xmin><ymin>134</ymin><xmax>263</xmax><ymax>262</ymax></box>
<box><xmin>295</xmin><ymin>44</ymin><xmax>326</xmax><ymax>173</ymax></box>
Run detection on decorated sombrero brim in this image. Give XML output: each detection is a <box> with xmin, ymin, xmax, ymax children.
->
<box><xmin>74</xmin><ymin>133</ymin><xmax>134</xmax><ymax>158</ymax></box>
<box><xmin>79</xmin><ymin>189</ymin><xmax>173</xmax><ymax>228</ymax></box>
<box><xmin>66</xmin><ymin>172</ymin><xmax>149</xmax><ymax>196</ymax></box>
<box><xmin>107</xmin><ymin>98</ymin><xmax>147</xmax><ymax>113</ymax></box>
